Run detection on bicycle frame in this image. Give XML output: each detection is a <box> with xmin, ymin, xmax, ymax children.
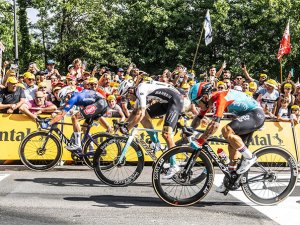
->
<box><xmin>39</xmin><ymin>121</ymin><xmax>98</xmax><ymax>156</ymax></box>
<box><xmin>117</xmin><ymin>127</ymin><xmax>163</xmax><ymax>164</ymax></box>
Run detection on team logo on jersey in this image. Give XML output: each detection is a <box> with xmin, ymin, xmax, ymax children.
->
<box><xmin>84</xmin><ymin>105</ymin><xmax>97</xmax><ymax>115</ymax></box>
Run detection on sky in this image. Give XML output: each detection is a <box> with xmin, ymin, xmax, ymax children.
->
<box><xmin>27</xmin><ymin>8</ymin><xmax>39</xmax><ymax>24</ymax></box>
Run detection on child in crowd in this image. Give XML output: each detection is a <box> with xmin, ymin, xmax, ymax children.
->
<box><xmin>290</xmin><ymin>105</ymin><xmax>300</xmax><ymax>125</ymax></box>
<box><xmin>277</xmin><ymin>97</ymin><xmax>290</xmax><ymax>122</ymax></box>
<box><xmin>104</xmin><ymin>95</ymin><xmax>125</xmax><ymax>122</ymax></box>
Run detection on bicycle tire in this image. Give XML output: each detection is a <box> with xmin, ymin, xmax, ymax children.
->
<box><xmin>19</xmin><ymin>131</ymin><xmax>62</xmax><ymax>171</ymax></box>
<box><xmin>152</xmin><ymin>146</ymin><xmax>214</xmax><ymax>206</ymax></box>
<box><xmin>93</xmin><ymin>136</ymin><xmax>144</xmax><ymax>187</ymax></box>
<box><xmin>241</xmin><ymin>147</ymin><xmax>298</xmax><ymax>205</ymax></box>
<box><xmin>82</xmin><ymin>132</ymin><xmax>113</xmax><ymax>169</ymax></box>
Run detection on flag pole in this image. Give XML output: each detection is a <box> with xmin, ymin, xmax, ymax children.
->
<box><xmin>280</xmin><ymin>60</ymin><xmax>283</xmax><ymax>83</ymax></box>
<box><xmin>191</xmin><ymin>24</ymin><xmax>204</xmax><ymax>71</ymax></box>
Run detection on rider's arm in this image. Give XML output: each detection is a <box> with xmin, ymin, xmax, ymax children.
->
<box><xmin>197</xmin><ymin>118</ymin><xmax>220</xmax><ymax>145</ymax></box>
<box><xmin>127</xmin><ymin>107</ymin><xmax>146</xmax><ymax>130</ymax></box>
<box><xmin>49</xmin><ymin>111</ymin><xmax>67</xmax><ymax>125</ymax></box>
<box><xmin>99</xmin><ymin>116</ymin><xmax>113</xmax><ymax>132</ymax></box>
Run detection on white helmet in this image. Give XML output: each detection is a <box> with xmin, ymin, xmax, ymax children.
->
<box><xmin>118</xmin><ymin>79</ymin><xmax>135</xmax><ymax>96</ymax></box>
<box><xmin>58</xmin><ymin>86</ymin><xmax>75</xmax><ymax>101</ymax></box>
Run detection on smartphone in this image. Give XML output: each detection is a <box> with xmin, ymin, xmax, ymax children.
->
<box><xmin>241</xmin><ymin>62</ymin><xmax>245</xmax><ymax>68</ymax></box>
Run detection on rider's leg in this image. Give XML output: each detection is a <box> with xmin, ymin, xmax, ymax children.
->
<box><xmin>222</xmin><ymin>125</ymin><xmax>253</xmax><ymax>160</ymax></box>
<box><xmin>72</xmin><ymin>112</ymin><xmax>83</xmax><ymax>147</ymax></box>
<box><xmin>140</xmin><ymin>111</ymin><xmax>159</xmax><ymax>144</ymax></box>
<box><xmin>228</xmin><ymin>144</ymin><xmax>238</xmax><ymax>171</ymax></box>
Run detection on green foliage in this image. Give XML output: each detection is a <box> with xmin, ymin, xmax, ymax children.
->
<box><xmin>1</xmin><ymin>0</ymin><xmax>300</xmax><ymax>80</ymax></box>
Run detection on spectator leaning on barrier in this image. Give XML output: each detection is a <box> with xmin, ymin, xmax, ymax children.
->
<box><xmin>20</xmin><ymin>90</ymin><xmax>57</xmax><ymax>120</ymax></box>
<box><xmin>104</xmin><ymin>95</ymin><xmax>125</xmax><ymax>121</ymax></box>
<box><xmin>291</xmin><ymin>105</ymin><xmax>300</xmax><ymax>125</ymax></box>
<box><xmin>0</xmin><ymin>77</ymin><xmax>26</xmax><ymax>114</ymax></box>
<box><xmin>256</xmin><ymin>79</ymin><xmax>279</xmax><ymax>118</ymax></box>
<box><xmin>24</xmin><ymin>72</ymin><xmax>38</xmax><ymax>101</ymax></box>
<box><xmin>277</xmin><ymin>97</ymin><xmax>291</xmax><ymax>122</ymax></box>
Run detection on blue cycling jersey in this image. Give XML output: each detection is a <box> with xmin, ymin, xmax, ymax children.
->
<box><xmin>63</xmin><ymin>90</ymin><xmax>103</xmax><ymax>112</ymax></box>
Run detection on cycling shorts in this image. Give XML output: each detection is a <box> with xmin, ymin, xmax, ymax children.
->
<box><xmin>80</xmin><ymin>98</ymin><xmax>108</xmax><ymax>119</ymax></box>
<box><xmin>227</xmin><ymin>108</ymin><xmax>265</xmax><ymax>145</ymax></box>
<box><xmin>146</xmin><ymin>90</ymin><xmax>184</xmax><ymax>129</ymax></box>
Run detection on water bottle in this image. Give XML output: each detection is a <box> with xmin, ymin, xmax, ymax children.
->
<box><xmin>217</xmin><ymin>148</ymin><xmax>230</xmax><ymax>165</ymax></box>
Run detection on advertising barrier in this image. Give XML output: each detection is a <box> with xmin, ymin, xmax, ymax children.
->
<box><xmin>0</xmin><ymin>114</ymin><xmax>299</xmax><ymax>162</ymax></box>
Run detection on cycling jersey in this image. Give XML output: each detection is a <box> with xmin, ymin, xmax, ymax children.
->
<box><xmin>63</xmin><ymin>89</ymin><xmax>104</xmax><ymax>113</ymax></box>
<box><xmin>257</xmin><ymin>88</ymin><xmax>279</xmax><ymax>112</ymax></box>
<box><xmin>199</xmin><ymin>89</ymin><xmax>261</xmax><ymax>119</ymax></box>
<box><xmin>135</xmin><ymin>81</ymin><xmax>179</xmax><ymax>109</ymax></box>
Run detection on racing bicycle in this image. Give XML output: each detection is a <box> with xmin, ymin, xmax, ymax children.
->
<box><xmin>152</xmin><ymin>128</ymin><xmax>298</xmax><ymax>206</ymax></box>
<box><xmin>92</xmin><ymin>116</ymin><xmax>198</xmax><ymax>186</ymax></box>
<box><xmin>19</xmin><ymin>116</ymin><xmax>113</xmax><ymax>171</ymax></box>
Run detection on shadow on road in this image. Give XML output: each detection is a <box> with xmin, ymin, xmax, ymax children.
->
<box><xmin>14</xmin><ymin>178</ymin><xmax>153</xmax><ymax>187</ymax></box>
<box><xmin>64</xmin><ymin>195</ymin><xmax>247</xmax><ymax>208</ymax></box>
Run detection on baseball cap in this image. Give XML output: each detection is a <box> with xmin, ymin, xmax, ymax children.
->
<box><xmin>117</xmin><ymin>68</ymin><xmax>124</xmax><ymax>72</ymax></box>
<box><xmin>47</xmin><ymin>59</ymin><xmax>55</xmax><ymax>65</ymax></box>
<box><xmin>88</xmin><ymin>77</ymin><xmax>98</xmax><ymax>84</ymax></box>
<box><xmin>67</xmin><ymin>64</ymin><xmax>74</xmax><ymax>70</ymax></box>
<box><xmin>7</xmin><ymin>77</ymin><xmax>18</xmax><ymax>84</ymax></box>
<box><xmin>284</xmin><ymin>83</ymin><xmax>292</xmax><ymax>88</ymax></box>
<box><xmin>23</xmin><ymin>72</ymin><xmax>35</xmax><ymax>79</ymax></box>
<box><xmin>107</xmin><ymin>95</ymin><xmax>116</xmax><ymax>101</ymax></box>
<box><xmin>249</xmin><ymin>81</ymin><xmax>257</xmax><ymax>89</ymax></box>
<box><xmin>260</xmin><ymin>73</ymin><xmax>268</xmax><ymax>78</ymax></box>
<box><xmin>291</xmin><ymin>105</ymin><xmax>300</xmax><ymax>110</ymax></box>
<box><xmin>265</xmin><ymin>79</ymin><xmax>277</xmax><ymax>88</ymax></box>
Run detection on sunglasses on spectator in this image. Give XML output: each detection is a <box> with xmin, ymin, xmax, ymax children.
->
<box><xmin>236</xmin><ymin>78</ymin><xmax>242</xmax><ymax>80</ymax></box>
<box><xmin>284</xmin><ymin>88</ymin><xmax>292</xmax><ymax>90</ymax></box>
<box><xmin>39</xmin><ymin>86</ymin><xmax>47</xmax><ymax>89</ymax></box>
<box><xmin>218</xmin><ymin>86</ymin><xmax>225</xmax><ymax>90</ymax></box>
<box><xmin>28</xmin><ymin>78</ymin><xmax>35</xmax><ymax>81</ymax></box>
<box><xmin>89</xmin><ymin>83</ymin><xmax>97</xmax><ymax>86</ymax></box>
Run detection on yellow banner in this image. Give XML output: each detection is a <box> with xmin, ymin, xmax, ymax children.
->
<box><xmin>0</xmin><ymin>114</ymin><xmax>298</xmax><ymax>161</ymax></box>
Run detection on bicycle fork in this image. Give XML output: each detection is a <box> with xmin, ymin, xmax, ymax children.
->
<box><xmin>117</xmin><ymin>129</ymin><xmax>138</xmax><ymax>164</ymax></box>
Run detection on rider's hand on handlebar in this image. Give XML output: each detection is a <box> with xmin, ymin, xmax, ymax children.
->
<box><xmin>119</xmin><ymin>123</ymin><xmax>129</xmax><ymax>135</ymax></box>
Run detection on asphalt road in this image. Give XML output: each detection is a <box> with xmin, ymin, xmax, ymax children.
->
<box><xmin>0</xmin><ymin>165</ymin><xmax>299</xmax><ymax>225</ymax></box>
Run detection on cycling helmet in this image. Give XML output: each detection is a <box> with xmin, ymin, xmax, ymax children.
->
<box><xmin>58</xmin><ymin>86</ymin><xmax>75</xmax><ymax>101</ymax></box>
<box><xmin>189</xmin><ymin>82</ymin><xmax>213</xmax><ymax>102</ymax></box>
<box><xmin>118</xmin><ymin>79</ymin><xmax>135</xmax><ymax>96</ymax></box>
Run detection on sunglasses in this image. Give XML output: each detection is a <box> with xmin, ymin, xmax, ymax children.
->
<box><xmin>28</xmin><ymin>78</ymin><xmax>35</xmax><ymax>81</ymax></box>
<box><xmin>236</xmin><ymin>78</ymin><xmax>242</xmax><ymax>80</ymax></box>
<box><xmin>284</xmin><ymin>88</ymin><xmax>292</xmax><ymax>90</ymax></box>
<box><xmin>39</xmin><ymin>86</ymin><xmax>47</xmax><ymax>89</ymax></box>
<box><xmin>218</xmin><ymin>87</ymin><xmax>225</xmax><ymax>90</ymax></box>
<box><xmin>89</xmin><ymin>83</ymin><xmax>97</xmax><ymax>86</ymax></box>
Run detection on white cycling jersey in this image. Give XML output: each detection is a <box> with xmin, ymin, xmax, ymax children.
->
<box><xmin>135</xmin><ymin>81</ymin><xmax>180</xmax><ymax>108</ymax></box>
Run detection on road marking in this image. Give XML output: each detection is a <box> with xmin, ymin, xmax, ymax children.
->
<box><xmin>214</xmin><ymin>174</ymin><xmax>300</xmax><ymax>225</ymax></box>
<box><xmin>0</xmin><ymin>174</ymin><xmax>10</xmax><ymax>182</ymax></box>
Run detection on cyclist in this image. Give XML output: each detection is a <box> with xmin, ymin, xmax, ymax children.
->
<box><xmin>118</xmin><ymin>80</ymin><xmax>184</xmax><ymax>178</ymax></box>
<box><xmin>40</xmin><ymin>86</ymin><xmax>111</xmax><ymax>151</ymax></box>
<box><xmin>189</xmin><ymin>82</ymin><xmax>265</xmax><ymax>192</ymax></box>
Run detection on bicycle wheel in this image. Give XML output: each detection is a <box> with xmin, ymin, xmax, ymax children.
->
<box><xmin>93</xmin><ymin>136</ymin><xmax>144</xmax><ymax>186</ymax></box>
<box><xmin>19</xmin><ymin>131</ymin><xmax>62</xmax><ymax>171</ymax></box>
<box><xmin>241</xmin><ymin>147</ymin><xmax>298</xmax><ymax>205</ymax></box>
<box><xmin>152</xmin><ymin>146</ymin><xmax>214</xmax><ymax>206</ymax></box>
<box><xmin>82</xmin><ymin>132</ymin><xmax>113</xmax><ymax>169</ymax></box>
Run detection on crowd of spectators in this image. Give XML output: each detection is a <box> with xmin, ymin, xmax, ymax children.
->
<box><xmin>0</xmin><ymin>58</ymin><xmax>300</xmax><ymax>125</ymax></box>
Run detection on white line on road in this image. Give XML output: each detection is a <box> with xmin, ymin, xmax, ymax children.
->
<box><xmin>0</xmin><ymin>174</ymin><xmax>10</xmax><ymax>182</ymax></box>
<box><xmin>214</xmin><ymin>174</ymin><xmax>300</xmax><ymax>225</ymax></box>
